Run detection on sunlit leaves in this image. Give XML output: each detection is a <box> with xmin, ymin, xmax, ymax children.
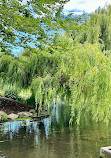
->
<box><xmin>0</xmin><ymin>0</ymin><xmax>69</xmax><ymax>51</ymax></box>
<box><xmin>1</xmin><ymin>38</ymin><xmax>111</xmax><ymax>124</ymax></box>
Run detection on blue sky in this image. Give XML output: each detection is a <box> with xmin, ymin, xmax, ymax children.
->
<box><xmin>63</xmin><ymin>0</ymin><xmax>111</xmax><ymax>14</ymax></box>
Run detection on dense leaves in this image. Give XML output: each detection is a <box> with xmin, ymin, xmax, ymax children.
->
<box><xmin>1</xmin><ymin>38</ymin><xmax>111</xmax><ymax>123</ymax></box>
<box><xmin>61</xmin><ymin>5</ymin><xmax>111</xmax><ymax>51</ymax></box>
<box><xmin>0</xmin><ymin>0</ymin><xmax>69</xmax><ymax>51</ymax></box>
<box><xmin>0</xmin><ymin>4</ymin><xmax>111</xmax><ymax>124</ymax></box>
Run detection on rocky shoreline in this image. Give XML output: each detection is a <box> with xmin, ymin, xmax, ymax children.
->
<box><xmin>0</xmin><ymin>110</ymin><xmax>49</xmax><ymax>123</ymax></box>
<box><xmin>0</xmin><ymin>96</ymin><xmax>49</xmax><ymax>123</ymax></box>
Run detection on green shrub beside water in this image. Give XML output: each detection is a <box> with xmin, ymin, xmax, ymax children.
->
<box><xmin>1</xmin><ymin>114</ymin><xmax>7</xmax><ymax>122</ymax></box>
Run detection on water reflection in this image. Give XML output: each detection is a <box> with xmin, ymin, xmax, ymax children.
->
<box><xmin>1</xmin><ymin>104</ymin><xmax>58</xmax><ymax>139</ymax></box>
<box><xmin>4</xmin><ymin>121</ymin><xmax>23</xmax><ymax>136</ymax></box>
<box><xmin>0</xmin><ymin>104</ymin><xmax>111</xmax><ymax>158</ymax></box>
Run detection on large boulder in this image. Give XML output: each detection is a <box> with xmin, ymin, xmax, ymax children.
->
<box><xmin>17</xmin><ymin>112</ymin><xmax>33</xmax><ymax>118</ymax></box>
<box><xmin>39</xmin><ymin>111</ymin><xmax>49</xmax><ymax>119</ymax></box>
<box><xmin>40</xmin><ymin>111</ymin><xmax>49</xmax><ymax>116</ymax></box>
<box><xmin>29</xmin><ymin>109</ymin><xmax>36</xmax><ymax>114</ymax></box>
<box><xmin>7</xmin><ymin>113</ymin><xmax>19</xmax><ymax>120</ymax></box>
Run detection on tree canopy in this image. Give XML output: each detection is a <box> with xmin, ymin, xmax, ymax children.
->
<box><xmin>0</xmin><ymin>0</ymin><xmax>69</xmax><ymax>51</ymax></box>
<box><xmin>0</xmin><ymin>3</ymin><xmax>111</xmax><ymax>124</ymax></box>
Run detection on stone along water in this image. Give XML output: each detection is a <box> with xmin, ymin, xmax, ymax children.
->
<box><xmin>0</xmin><ymin>104</ymin><xmax>111</xmax><ymax>158</ymax></box>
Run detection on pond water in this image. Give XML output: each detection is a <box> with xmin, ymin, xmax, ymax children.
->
<box><xmin>0</xmin><ymin>104</ymin><xmax>111</xmax><ymax>158</ymax></box>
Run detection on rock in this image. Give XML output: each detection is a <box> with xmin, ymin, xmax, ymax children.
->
<box><xmin>0</xmin><ymin>111</ymin><xmax>7</xmax><ymax>116</ymax></box>
<box><xmin>17</xmin><ymin>112</ymin><xmax>33</xmax><ymax>118</ymax></box>
<box><xmin>7</xmin><ymin>113</ymin><xmax>19</xmax><ymax>120</ymax></box>
<box><xmin>40</xmin><ymin>111</ymin><xmax>49</xmax><ymax>116</ymax></box>
<box><xmin>29</xmin><ymin>109</ymin><xmax>35</xmax><ymax>114</ymax></box>
<box><xmin>31</xmin><ymin>113</ymin><xmax>37</xmax><ymax>117</ymax></box>
<box><xmin>100</xmin><ymin>146</ymin><xmax>111</xmax><ymax>158</ymax></box>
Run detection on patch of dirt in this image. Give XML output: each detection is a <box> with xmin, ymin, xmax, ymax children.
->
<box><xmin>0</xmin><ymin>96</ymin><xmax>34</xmax><ymax>114</ymax></box>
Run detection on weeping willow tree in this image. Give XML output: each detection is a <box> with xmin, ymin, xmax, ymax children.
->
<box><xmin>1</xmin><ymin>33</ymin><xmax>111</xmax><ymax>123</ymax></box>
<box><xmin>0</xmin><ymin>4</ymin><xmax>111</xmax><ymax>124</ymax></box>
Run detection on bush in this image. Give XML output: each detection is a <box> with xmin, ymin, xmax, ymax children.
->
<box><xmin>1</xmin><ymin>114</ymin><xmax>8</xmax><ymax>122</ymax></box>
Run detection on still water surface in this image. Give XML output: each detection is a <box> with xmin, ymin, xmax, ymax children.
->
<box><xmin>0</xmin><ymin>105</ymin><xmax>111</xmax><ymax>158</ymax></box>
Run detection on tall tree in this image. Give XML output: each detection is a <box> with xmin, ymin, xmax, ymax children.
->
<box><xmin>88</xmin><ymin>5</ymin><xmax>111</xmax><ymax>50</ymax></box>
<box><xmin>0</xmin><ymin>0</ymin><xmax>69</xmax><ymax>52</ymax></box>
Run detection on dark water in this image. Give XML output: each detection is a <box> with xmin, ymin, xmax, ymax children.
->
<box><xmin>0</xmin><ymin>104</ymin><xmax>111</xmax><ymax>158</ymax></box>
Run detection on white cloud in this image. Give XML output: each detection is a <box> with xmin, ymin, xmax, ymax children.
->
<box><xmin>63</xmin><ymin>0</ymin><xmax>111</xmax><ymax>13</ymax></box>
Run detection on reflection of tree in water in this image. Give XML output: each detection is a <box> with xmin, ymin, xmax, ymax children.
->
<box><xmin>0</xmin><ymin>105</ymin><xmax>111</xmax><ymax>158</ymax></box>
<box><xmin>0</xmin><ymin>103</ymin><xmax>70</xmax><ymax>144</ymax></box>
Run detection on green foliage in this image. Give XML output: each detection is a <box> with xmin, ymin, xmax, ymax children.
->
<box><xmin>0</xmin><ymin>4</ymin><xmax>111</xmax><ymax>125</ymax></box>
<box><xmin>62</xmin><ymin>5</ymin><xmax>111</xmax><ymax>51</ymax></box>
<box><xmin>0</xmin><ymin>0</ymin><xmax>69</xmax><ymax>51</ymax></box>
<box><xmin>1</xmin><ymin>114</ymin><xmax>7</xmax><ymax>122</ymax></box>
<box><xmin>0</xmin><ymin>55</ymin><xmax>11</xmax><ymax>73</ymax></box>
<box><xmin>1</xmin><ymin>37</ymin><xmax>111</xmax><ymax>124</ymax></box>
